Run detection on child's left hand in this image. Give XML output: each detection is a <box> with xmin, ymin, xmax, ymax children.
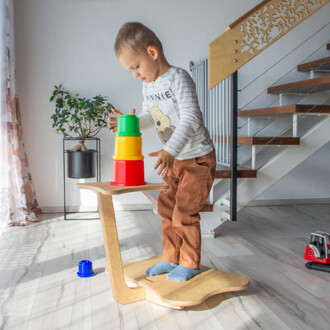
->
<box><xmin>149</xmin><ymin>150</ymin><xmax>174</xmax><ymax>176</ymax></box>
<box><xmin>108</xmin><ymin>108</ymin><xmax>136</xmax><ymax>132</ymax></box>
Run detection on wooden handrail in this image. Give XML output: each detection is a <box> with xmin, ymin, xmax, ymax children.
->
<box><xmin>226</xmin><ymin>0</ymin><xmax>270</xmax><ymax>31</ymax></box>
<box><xmin>209</xmin><ymin>0</ymin><xmax>329</xmax><ymax>89</ymax></box>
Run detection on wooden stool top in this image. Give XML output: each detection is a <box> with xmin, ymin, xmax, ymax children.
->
<box><xmin>76</xmin><ymin>182</ymin><xmax>168</xmax><ymax>196</ymax></box>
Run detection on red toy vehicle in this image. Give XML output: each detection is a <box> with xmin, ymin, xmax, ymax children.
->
<box><xmin>304</xmin><ymin>231</ymin><xmax>330</xmax><ymax>272</ymax></box>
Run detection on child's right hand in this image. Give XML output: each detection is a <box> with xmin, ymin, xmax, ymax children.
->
<box><xmin>108</xmin><ymin>108</ymin><xmax>136</xmax><ymax>132</ymax></box>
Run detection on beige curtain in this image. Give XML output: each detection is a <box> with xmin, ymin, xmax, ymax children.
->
<box><xmin>0</xmin><ymin>0</ymin><xmax>41</xmax><ymax>226</ymax></box>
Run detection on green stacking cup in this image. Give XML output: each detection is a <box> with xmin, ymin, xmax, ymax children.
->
<box><xmin>117</xmin><ymin>115</ymin><xmax>141</xmax><ymax>136</ymax></box>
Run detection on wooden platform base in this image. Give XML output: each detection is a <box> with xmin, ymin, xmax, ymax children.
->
<box><xmin>76</xmin><ymin>182</ymin><xmax>249</xmax><ymax>310</ymax></box>
<box><xmin>122</xmin><ymin>255</ymin><xmax>249</xmax><ymax>310</ymax></box>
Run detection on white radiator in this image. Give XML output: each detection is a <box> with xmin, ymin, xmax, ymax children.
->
<box><xmin>190</xmin><ymin>59</ymin><xmax>233</xmax><ymax>166</ymax></box>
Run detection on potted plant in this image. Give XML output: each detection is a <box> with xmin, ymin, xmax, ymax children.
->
<box><xmin>50</xmin><ymin>84</ymin><xmax>114</xmax><ymax>178</ymax></box>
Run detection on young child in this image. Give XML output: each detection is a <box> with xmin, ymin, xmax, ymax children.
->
<box><xmin>110</xmin><ymin>22</ymin><xmax>216</xmax><ymax>281</ymax></box>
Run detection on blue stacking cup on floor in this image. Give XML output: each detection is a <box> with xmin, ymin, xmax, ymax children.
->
<box><xmin>77</xmin><ymin>260</ymin><xmax>94</xmax><ymax>277</ymax></box>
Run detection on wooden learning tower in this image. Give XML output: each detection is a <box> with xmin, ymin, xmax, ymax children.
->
<box><xmin>78</xmin><ymin>114</ymin><xmax>249</xmax><ymax>309</ymax></box>
<box><xmin>111</xmin><ymin>115</ymin><xmax>145</xmax><ymax>186</ymax></box>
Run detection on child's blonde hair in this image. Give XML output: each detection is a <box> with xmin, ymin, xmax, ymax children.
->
<box><xmin>114</xmin><ymin>22</ymin><xmax>163</xmax><ymax>55</ymax></box>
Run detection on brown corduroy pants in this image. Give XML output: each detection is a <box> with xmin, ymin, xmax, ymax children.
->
<box><xmin>157</xmin><ymin>149</ymin><xmax>216</xmax><ymax>269</ymax></box>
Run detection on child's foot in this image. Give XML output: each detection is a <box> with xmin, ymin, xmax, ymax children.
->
<box><xmin>167</xmin><ymin>265</ymin><xmax>200</xmax><ymax>281</ymax></box>
<box><xmin>145</xmin><ymin>261</ymin><xmax>178</xmax><ymax>276</ymax></box>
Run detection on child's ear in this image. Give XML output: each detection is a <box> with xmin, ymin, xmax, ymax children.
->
<box><xmin>147</xmin><ymin>45</ymin><xmax>159</xmax><ymax>59</ymax></box>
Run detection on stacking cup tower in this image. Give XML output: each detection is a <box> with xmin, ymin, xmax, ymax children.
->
<box><xmin>111</xmin><ymin>115</ymin><xmax>145</xmax><ymax>186</ymax></box>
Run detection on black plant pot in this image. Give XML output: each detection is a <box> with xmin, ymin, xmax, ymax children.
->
<box><xmin>67</xmin><ymin>150</ymin><xmax>96</xmax><ymax>178</ymax></box>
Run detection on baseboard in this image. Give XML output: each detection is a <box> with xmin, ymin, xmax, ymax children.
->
<box><xmin>247</xmin><ymin>198</ymin><xmax>330</xmax><ymax>207</ymax></box>
<box><xmin>40</xmin><ymin>198</ymin><xmax>330</xmax><ymax>213</ymax></box>
<box><xmin>41</xmin><ymin>203</ymin><xmax>154</xmax><ymax>213</ymax></box>
<box><xmin>114</xmin><ymin>203</ymin><xmax>154</xmax><ymax>211</ymax></box>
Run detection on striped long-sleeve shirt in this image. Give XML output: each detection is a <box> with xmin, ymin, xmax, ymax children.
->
<box><xmin>138</xmin><ymin>66</ymin><xmax>214</xmax><ymax>160</ymax></box>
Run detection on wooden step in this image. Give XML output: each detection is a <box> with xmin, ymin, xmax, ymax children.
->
<box><xmin>200</xmin><ymin>203</ymin><xmax>214</xmax><ymax>212</ymax></box>
<box><xmin>238</xmin><ymin>136</ymin><xmax>300</xmax><ymax>145</ymax></box>
<box><xmin>297</xmin><ymin>57</ymin><xmax>330</xmax><ymax>72</ymax></box>
<box><xmin>238</xmin><ymin>104</ymin><xmax>330</xmax><ymax>117</ymax></box>
<box><xmin>267</xmin><ymin>76</ymin><xmax>330</xmax><ymax>94</ymax></box>
<box><xmin>212</xmin><ymin>135</ymin><xmax>300</xmax><ymax>146</ymax></box>
<box><xmin>327</xmin><ymin>43</ymin><xmax>330</xmax><ymax>50</ymax></box>
<box><xmin>143</xmin><ymin>191</ymin><xmax>214</xmax><ymax>212</ymax></box>
<box><xmin>215</xmin><ymin>165</ymin><xmax>257</xmax><ymax>178</ymax></box>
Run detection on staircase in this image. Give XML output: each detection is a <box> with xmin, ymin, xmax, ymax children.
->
<box><xmin>144</xmin><ymin>43</ymin><xmax>330</xmax><ymax>237</ymax></box>
<box><xmin>212</xmin><ymin>43</ymin><xmax>330</xmax><ymax>235</ymax></box>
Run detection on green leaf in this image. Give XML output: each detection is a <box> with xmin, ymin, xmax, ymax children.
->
<box><xmin>50</xmin><ymin>85</ymin><xmax>116</xmax><ymax>138</ymax></box>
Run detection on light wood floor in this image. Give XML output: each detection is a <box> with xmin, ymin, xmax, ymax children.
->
<box><xmin>0</xmin><ymin>203</ymin><xmax>329</xmax><ymax>329</ymax></box>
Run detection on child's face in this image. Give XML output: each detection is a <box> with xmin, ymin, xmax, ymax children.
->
<box><xmin>117</xmin><ymin>46</ymin><xmax>160</xmax><ymax>83</ymax></box>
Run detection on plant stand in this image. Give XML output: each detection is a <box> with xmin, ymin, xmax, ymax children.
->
<box><xmin>76</xmin><ymin>182</ymin><xmax>250</xmax><ymax>309</ymax></box>
<box><xmin>63</xmin><ymin>137</ymin><xmax>100</xmax><ymax>220</ymax></box>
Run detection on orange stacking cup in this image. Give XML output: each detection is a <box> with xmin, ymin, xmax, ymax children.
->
<box><xmin>111</xmin><ymin>159</ymin><xmax>145</xmax><ymax>186</ymax></box>
<box><xmin>113</xmin><ymin>136</ymin><xmax>143</xmax><ymax>161</ymax></box>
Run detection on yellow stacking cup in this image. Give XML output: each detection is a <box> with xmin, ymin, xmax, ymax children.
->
<box><xmin>113</xmin><ymin>136</ymin><xmax>144</xmax><ymax>161</ymax></box>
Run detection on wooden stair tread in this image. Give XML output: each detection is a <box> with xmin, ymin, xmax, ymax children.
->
<box><xmin>267</xmin><ymin>76</ymin><xmax>330</xmax><ymax>94</ymax></box>
<box><xmin>215</xmin><ymin>165</ymin><xmax>257</xmax><ymax>178</ymax></box>
<box><xmin>212</xmin><ymin>135</ymin><xmax>300</xmax><ymax>145</ymax></box>
<box><xmin>143</xmin><ymin>190</ymin><xmax>214</xmax><ymax>212</ymax></box>
<box><xmin>238</xmin><ymin>104</ymin><xmax>330</xmax><ymax>117</ymax></box>
<box><xmin>297</xmin><ymin>56</ymin><xmax>330</xmax><ymax>72</ymax></box>
<box><xmin>238</xmin><ymin>136</ymin><xmax>300</xmax><ymax>145</ymax></box>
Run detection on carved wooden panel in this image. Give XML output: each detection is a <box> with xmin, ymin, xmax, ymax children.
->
<box><xmin>209</xmin><ymin>0</ymin><xmax>329</xmax><ymax>89</ymax></box>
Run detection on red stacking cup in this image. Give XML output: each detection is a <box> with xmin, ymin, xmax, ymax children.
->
<box><xmin>111</xmin><ymin>159</ymin><xmax>145</xmax><ymax>186</ymax></box>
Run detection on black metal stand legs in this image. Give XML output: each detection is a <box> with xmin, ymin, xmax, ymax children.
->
<box><xmin>63</xmin><ymin>138</ymin><xmax>101</xmax><ymax>220</ymax></box>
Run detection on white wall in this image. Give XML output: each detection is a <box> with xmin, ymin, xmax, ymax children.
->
<box><xmin>14</xmin><ymin>0</ymin><xmax>261</xmax><ymax>210</ymax></box>
<box><xmin>257</xmin><ymin>142</ymin><xmax>330</xmax><ymax>201</ymax></box>
<box><xmin>14</xmin><ymin>0</ymin><xmax>330</xmax><ymax>211</ymax></box>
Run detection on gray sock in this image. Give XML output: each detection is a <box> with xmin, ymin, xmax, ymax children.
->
<box><xmin>145</xmin><ymin>260</ymin><xmax>178</xmax><ymax>276</ymax></box>
<box><xmin>167</xmin><ymin>265</ymin><xmax>200</xmax><ymax>281</ymax></box>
